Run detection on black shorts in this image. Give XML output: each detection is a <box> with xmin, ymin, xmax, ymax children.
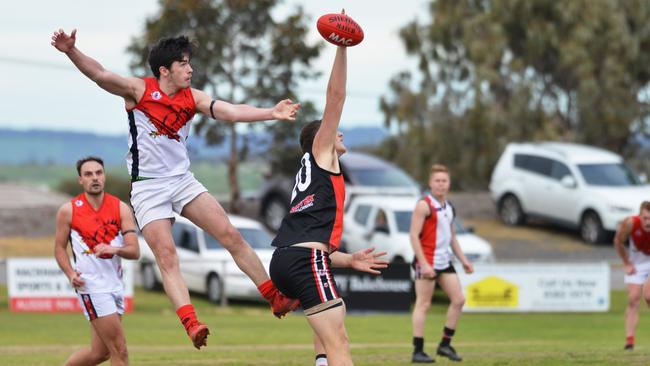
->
<box><xmin>270</xmin><ymin>246</ymin><xmax>342</xmax><ymax>313</ymax></box>
<box><xmin>412</xmin><ymin>261</ymin><xmax>456</xmax><ymax>280</ymax></box>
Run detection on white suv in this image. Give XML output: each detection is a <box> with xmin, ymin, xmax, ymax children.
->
<box><xmin>342</xmin><ymin>195</ymin><xmax>495</xmax><ymax>263</ymax></box>
<box><xmin>490</xmin><ymin>142</ymin><xmax>649</xmax><ymax>244</ymax></box>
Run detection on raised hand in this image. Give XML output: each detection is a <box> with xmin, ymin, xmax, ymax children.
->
<box><xmin>350</xmin><ymin>247</ymin><xmax>389</xmax><ymax>275</ymax></box>
<box><xmin>51</xmin><ymin>28</ymin><xmax>77</xmax><ymax>53</ymax></box>
<box><xmin>271</xmin><ymin>99</ymin><xmax>300</xmax><ymax>121</ymax></box>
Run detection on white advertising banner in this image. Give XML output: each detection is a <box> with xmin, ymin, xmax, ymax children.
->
<box><xmin>7</xmin><ymin>257</ymin><xmax>134</xmax><ymax>312</ymax></box>
<box><xmin>457</xmin><ymin>262</ymin><xmax>610</xmax><ymax>312</ymax></box>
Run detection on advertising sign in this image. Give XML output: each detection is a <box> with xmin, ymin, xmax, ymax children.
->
<box><xmin>7</xmin><ymin>257</ymin><xmax>134</xmax><ymax>312</ymax></box>
<box><xmin>457</xmin><ymin>263</ymin><xmax>609</xmax><ymax>312</ymax></box>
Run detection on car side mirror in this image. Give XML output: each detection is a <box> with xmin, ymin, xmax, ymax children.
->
<box><xmin>561</xmin><ymin>175</ymin><xmax>577</xmax><ymax>188</ymax></box>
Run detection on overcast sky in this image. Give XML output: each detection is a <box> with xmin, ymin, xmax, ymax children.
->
<box><xmin>0</xmin><ymin>0</ymin><xmax>428</xmax><ymax>136</ymax></box>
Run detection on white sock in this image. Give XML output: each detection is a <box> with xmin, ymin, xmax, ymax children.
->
<box><xmin>315</xmin><ymin>355</ymin><xmax>328</xmax><ymax>366</ymax></box>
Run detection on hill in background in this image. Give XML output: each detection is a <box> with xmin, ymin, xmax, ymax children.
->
<box><xmin>0</xmin><ymin>127</ymin><xmax>388</xmax><ymax>165</ymax></box>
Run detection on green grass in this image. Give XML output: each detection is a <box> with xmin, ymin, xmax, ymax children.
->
<box><xmin>1</xmin><ymin>287</ymin><xmax>649</xmax><ymax>365</ymax></box>
<box><xmin>0</xmin><ymin>161</ymin><xmax>265</xmax><ymax>197</ymax></box>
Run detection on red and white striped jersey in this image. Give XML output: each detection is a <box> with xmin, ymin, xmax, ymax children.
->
<box><xmin>70</xmin><ymin>193</ymin><xmax>125</xmax><ymax>294</ymax></box>
<box><xmin>419</xmin><ymin>194</ymin><xmax>454</xmax><ymax>269</ymax></box>
<box><xmin>126</xmin><ymin>77</ymin><xmax>196</xmax><ymax>180</ymax></box>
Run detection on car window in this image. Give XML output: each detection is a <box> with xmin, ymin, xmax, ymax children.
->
<box><xmin>346</xmin><ymin>168</ymin><xmax>419</xmax><ymax>188</ymax></box>
<box><xmin>353</xmin><ymin>204</ymin><xmax>372</xmax><ymax>226</ymax></box>
<box><xmin>395</xmin><ymin>211</ymin><xmax>412</xmax><ymax>233</ymax></box>
<box><xmin>550</xmin><ymin>160</ymin><xmax>572</xmax><ymax>181</ymax></box>
<box><xmin>204</xmin><ymin>227</ymin><xmax>274</xmax><ymax>250</ymax></box>
<box><xmin>172</xmin><ymin>224</ymin><xmax>199</xmax><ymax>253</ymax></box>
<box><xmin>373</xmin><ymin>209</ymin><xmax>390</xmax><ymax>234</ymax></box>
<box><xmin>514</xmin><ymin>154</ymin><xmax>552</xmax><ymax>177</ymax></box>
<box><xmin>578</xmin><ymin>163</ymin><xmax>641</xmax><ymax>186</ymax></box>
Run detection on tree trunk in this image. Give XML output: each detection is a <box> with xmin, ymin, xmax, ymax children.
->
<box><xmin>228</xmin><ymin>123</ymin><xmax>240</xmax><ymax>214</ymax></box>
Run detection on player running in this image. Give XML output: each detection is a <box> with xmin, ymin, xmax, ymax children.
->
<box><xmin>614</xmin><ymin>201</ymin><xmax>650</xmax><ymax>350</ymax></box>
<box><xmin>54</xmin><ymin>156</ymin><xmax>140</xmax><ymax>366</ymax></box>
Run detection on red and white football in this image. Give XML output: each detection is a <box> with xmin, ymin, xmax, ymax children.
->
<box><xmin>316</xmin><ymin>13</ymin><xmax>364</xmax><ymax>47</ymax></box>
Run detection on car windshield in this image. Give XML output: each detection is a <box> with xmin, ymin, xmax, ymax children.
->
<box><xmin>347</xmin><ymin>168</ymin><xmax>419</xmax><ymax>188</ymax></box>
<box><xmin>205</xmin><ymin>227</ymin><xmax>273</xmax><ymax>250</ymax></box>
<box><xmin>577</xmin><ymin>163</ymin><xmax>641</xmax><ymax>186</ymax></box>
<box><xmin>395</xmin><ymin>210</ymin><xmax>470</xmax><ymax>234</ymax></box>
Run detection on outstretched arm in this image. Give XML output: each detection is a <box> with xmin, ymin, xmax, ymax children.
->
<box><xmin>192</xmin><ymin>89</ymin><xmax>300</xmax><ymax>123</ymax></box>
<box><xmin>51</xmin><ymin>28</ymin><xmax>143</xmax><ymax>105</ymax></box>
<box><xmin>330</xmin><ymin>247</ymin><xmax>388</xmax><ymax>274</ymax></box>
<box><xmin>312</xmin><ymin>45</ymin><xmax>347</xmax><ymax>169</ymax></box>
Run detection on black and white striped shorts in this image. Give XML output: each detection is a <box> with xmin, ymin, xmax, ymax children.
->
<box><xmin>270</xmin><ymin>246</ymin><xmax>342</xmax><ymax>314</ymax></box>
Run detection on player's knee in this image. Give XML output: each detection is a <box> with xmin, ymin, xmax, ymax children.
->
<box><xmin>156</xmin><ymin>248</ymin><xmax>180</xmax><ymax>272</ymax></box>
<box><xmin>451</xmin><ymin>296</ymin><xmax>465</xmax><ymax>309</ymax></box>
<box><xmin>108</xmin><ymin>342</ymin><xmax>128</xmax><ymax>360</ymax></box>
<box><xmin>218</xmin><ymin>224</ymin><xmax>245</xmax><ymax>249</ymax></box>
<box><xmin>90</xmin><ymin>350</ymin><xmax>110</xmax><ymax>364</ymax></box>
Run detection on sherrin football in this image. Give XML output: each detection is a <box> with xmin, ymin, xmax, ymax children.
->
<box><xmin>317</xmin><ymin>13</ymin><xmax>364</xmax><ymax>47</ymax></box>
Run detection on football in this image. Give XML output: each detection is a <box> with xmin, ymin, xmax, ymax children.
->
<box><xmin>317</xmin><ymin>13</ymin><xmax>364</xmax><ymax>47</ymax></box>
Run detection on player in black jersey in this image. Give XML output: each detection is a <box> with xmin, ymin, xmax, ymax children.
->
<box><xmin>269</xmin><ymin>45</ymin><xmax>388</xmax><ymax>366</ymax></box>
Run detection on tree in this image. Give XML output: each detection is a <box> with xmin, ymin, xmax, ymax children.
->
<box><xmin>380</xmin><ymin>0</ymin><xmax>650</xmax><ymax>188</ymax></box>
<box><xmin>127</xmin><ymin>0</ymin><xmax>321</xmax><ymax>212</ymax></box>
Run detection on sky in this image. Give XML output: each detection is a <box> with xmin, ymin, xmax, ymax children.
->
<box><xmin>0</xmin><ymin>0</ymin><xmax>429</xmax><ymax>136</ymax></box>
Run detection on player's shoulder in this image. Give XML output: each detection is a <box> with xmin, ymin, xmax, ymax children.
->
<box><xmin>57</xmin><ymin>201</ymin><xmax>73</xmax><ymax>221</ymax></box>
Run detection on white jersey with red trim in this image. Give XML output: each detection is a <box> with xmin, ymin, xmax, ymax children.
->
<box><xmin>420</xmin><ymin>194</ymin><xmax>454</xmax><ymax>270</ymax></box>
<box><xmin>70</xmin><ymin>193</ymin><xmax>125</xmax><ymax>294</ymax></box>
<box><xmin>126</xmin><ymin>77</ymin><xmax>196</xmax><ymax>180</ymax></box>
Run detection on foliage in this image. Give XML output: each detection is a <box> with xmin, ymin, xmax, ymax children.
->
<box><xmin>126</xmin><ymin>0</ymin><xmax>322</xmax><ymax>211</ymax></box>
<box><xmin>380</xmin><ymin>0</ymin><xmax>650</xmax><ymax>188</ymax></box>
<box><xmin>56</xmin><ymin>173</ymin><xmax>133</xmax><ymax>204</ymax></box>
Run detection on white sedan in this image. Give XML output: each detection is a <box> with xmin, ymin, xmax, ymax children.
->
<box><xmin>343</xmin><ymin>195</ymin><xmax>495</xmax><ymax>264</ymax></box>
<box><xmin>138</xmin><ymin>215</ymin><xmax>274</xmax><ymax>303</ymax></box>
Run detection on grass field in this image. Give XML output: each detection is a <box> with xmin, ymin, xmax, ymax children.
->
<box><xmin>0</xmin><ymin>285</ymin><xmax>649</xmax><ymax>365</ymax></box>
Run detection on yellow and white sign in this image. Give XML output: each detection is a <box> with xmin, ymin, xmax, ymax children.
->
<box><xmin>458</xmin><ymin>263</ymin><xmax>609</xmax><ymax>312</ymax></box>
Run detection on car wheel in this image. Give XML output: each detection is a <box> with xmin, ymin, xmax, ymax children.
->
<box><xmin>499</xmin><ymin>194</ymin><xmax>526</xmax><ymax>226</ymax></box>
<box><xmin>580</xmin><ymin>211</ymin><xmax>606</xmax><ymax>244</ymax></box>
<box><xmin>262</xmin><ymin>195</ymin><xmax>289</xmax><ymax>232</ymax></box>
<box><xmin>207</xmin><ymin>274</ymin><xmax>222</xmax><ymax>303</ymax></box>
<box><xmin>141</xmin><ymin>263</ymin><xmax>160</xmax><ymax>291</ymax></box>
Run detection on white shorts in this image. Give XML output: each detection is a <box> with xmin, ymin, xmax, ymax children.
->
<box><xmin>130</xmin><ymin>171</ymin><xmax>208</xmax><ymax>229</ymax></box>
<box><xmin>77</xmin><ymin>291</ymin><xmax>124</xmax><ymax>321</ymax></box>
<box><xmin>624</xmin><ymin>262</ymin><xmax>650</xmax><ymax>285</ymax></box>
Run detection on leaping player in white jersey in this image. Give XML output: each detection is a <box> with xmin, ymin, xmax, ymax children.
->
<box><xmin>54</xmin><ymin>156</ymin><xmax>140</xmax><ymax>366</ymax></box>
<box><xmin>51</xmin><ymin>29</ymin><xmax>301</xmax><ymax>350</ymax></box>
<box><xmin>614</xmin><ymin>201</ymin><xmax>650</xmax><ymax>351</ymax></box>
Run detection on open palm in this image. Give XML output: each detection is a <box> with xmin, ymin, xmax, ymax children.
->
<box><xmin>51</xmin><ymin>29</ymin><xmax>77</xmax><ymax>53</ymax></box>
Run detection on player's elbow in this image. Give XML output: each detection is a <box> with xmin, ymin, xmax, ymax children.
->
<box><xmin>326</xmin><ymin>87</ymin><xmax>346</xmax><ymax>105</ymax></box>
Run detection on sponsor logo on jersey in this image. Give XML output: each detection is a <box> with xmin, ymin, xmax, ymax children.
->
<box><xmin>75</xmin><ymin>200</ymin><xmax>84</xmax><ymax>207</ymax></box>
<box><xmin>151</xmin><ymin>91</ymin><xmax>162</xmax><ymax>100</ymax></box>
<box><xmin>290</xmin><ymin>194</ymin><xmax>315</xmax><ymax>213</ymax></box>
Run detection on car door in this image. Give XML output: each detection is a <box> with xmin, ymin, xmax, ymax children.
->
<box><xmin>343</xmin><ymin>203</ymin><xmax>373</xmax><ymax>253</ymax></box>
<box><xmin>537</xmin><ymin>159</ymin><xmax>580</xmax><ymax>223</ymax></box>
<box><xmin>367</xmin><ymin>208</ymin><xmax>393</xmax><ymax>259</ymax></box>
<box><xmin>515</xmin><ymin>154</ymin><xmax>554</xmax><ymax>215</ymax></box>
<box><xmin>172</xmin><ymin>223</ymin><xmax>203</xmax><ymax>291</ymax></box>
